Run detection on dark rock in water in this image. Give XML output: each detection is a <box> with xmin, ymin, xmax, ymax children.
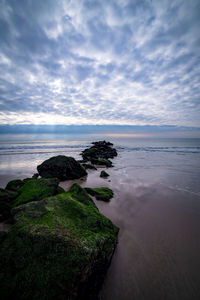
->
<box><xmin>92</xmin><ymin>141</ymin><xmax>113</xmax><ymax>147</ymax></box>
<box><xmin>13</xmin><ymin>177</ymin><xmax>62</xmax><ymax>207</ymax></box>
<box><xmin>5</xmin><ymin>179</ymin><xmax>24</xmax><ymax>192</ymax></box>
<box><xmin>37</xmin><ymin>155</ymin><xmax>87</xmax><ymax>180</ymax></box>
<box><xmin>91</xmin><ymin>158</ymin><xmax>113</xmax><ymax>167</ymax></box>
<box><xmin>81</xmin><ymin>140</ymin><xmax>117</xmax><ymax>161</ymax></box>
<box><xmin>0</xmin><ymin>183</ymin><xmax>119</xmax><ymax>300</ymax></box>
<box><xmin>82</xmin><ymin>163</ymin><xmax>97</xmax><ymax>170</ymax></box>
<box><xmin>85</xmin><ymin>187</ymin><xmax>114</xmax><ymax>202</ymax></box>
<box><xmin>100</xmin><ymin>170</ymin><xmax>109</xmax><ymax>178</ymax></box>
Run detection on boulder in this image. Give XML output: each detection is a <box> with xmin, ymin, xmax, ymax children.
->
<box><xmin>0</xmin><ymin>184</ymin><xmax>119</xmax><ymax>300</ymax></box>
<box><xmin>13</xmin><ymin>178</ymin><xmax>61</xmax><ymax>207</ymax></box>
<box><xmin>0</xmin><ymin>188</ymin><xmax>18</xmax><ymax>203</ymax></box>
<box><xmin>85</xmin><ymin>187</ymin><xmax>114</xmax><ymax>202</ymax></box>
<box><xmin>5</xmin><ymin>179</ymin><xmax>24</xmax><ymax>192</ymax></box>
<box><xmin>37</xmin><ymin>155</ymin><xmax>87</xmax><ymax>180</ymax></box>
<box><xmin>100</xmin><ymin>170</ymin><xmax>109</xmax><ymax>178</ymax></box>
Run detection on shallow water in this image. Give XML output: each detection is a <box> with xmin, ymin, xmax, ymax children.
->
<box><xmin>0</xmin><ymin>135</ymin><xmax>200</xmax><ymax>299</ymax></box>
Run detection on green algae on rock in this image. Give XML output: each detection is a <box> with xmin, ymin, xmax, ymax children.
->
<box><xmin>0</xmin><ymin>188</ymin><xmax>18</xmax><ymax>203</ymax></box>
<box><xmin>85</xmin><ymin>187</ymin><xmax>114</xmax><ymax>202</ymax></box>
<box><xmin>37</xmin><ymin>155</ymin><xmax>87</xmax><ymax>180</ymax></box>
<box><xmin>0</xmin><ymin>183</ymin><xmax>119</xmax><ymax>300</ymax></box>
<box><xmin>13</xmin><ymin>178</ymin><xmax>61</xmax><ymax>207</ymax></box>
<box><xmin>90</xmin><ymin>158</ymin><xmax>113</xmax><ymax>167</ymax></box>
<box><xmin>5</xmin><ymin>179</ymin><xmax>24</xmax><ymax>192</ymax></box>
<box><xmin>100</xmin><ymin>170</ymin><xmax>110</xmax><ymax>178</ymax></box>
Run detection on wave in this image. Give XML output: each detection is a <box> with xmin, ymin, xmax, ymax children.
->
<box><xmin>118</xmin><ymin>146</ymin><xmax>200</xmax><ymax>154</ymax></box>
<box><xmin>0</xmin><ymin>144</ymin><xmax>86</xmax><ymax>151</ymax></box>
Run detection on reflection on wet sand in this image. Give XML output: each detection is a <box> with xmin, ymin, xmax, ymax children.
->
<box><xmin>60</xmin><ymin>153</ymin><xmax>200</xmax><ymax>300</ymax></box>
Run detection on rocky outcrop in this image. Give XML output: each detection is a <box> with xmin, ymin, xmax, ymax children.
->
<box><xmin>0</xmin><ymin>184</ymin><xmax>119</xmax><ymax>300</ymax></box>
<box><xmin>37</xmin><ymin>155</ymin><xmax>87</xmax><ymax>180</ymax></box>
<box><xmin>81</xmin><ymin>140</ymin><xmax>117</xmax><ymax>162</ymax></box>
<box><xmin>85</xmin><ymin>187</ymin><xmax>114</xmax><ymax>202</ymax></box>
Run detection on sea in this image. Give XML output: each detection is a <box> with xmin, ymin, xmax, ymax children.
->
<box><xmin>0</xmin><ymin>134</ymin><xmax>200</xmax><ymax>300</ymax></box>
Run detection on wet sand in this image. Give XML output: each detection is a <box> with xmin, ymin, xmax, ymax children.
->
<box><xmin>60</xmin><ymin>151</ymin><xmax>200</xmax><ymax>300</ymax></box>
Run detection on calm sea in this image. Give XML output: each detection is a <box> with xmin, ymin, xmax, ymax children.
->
<box><xmin>0</xmin><ymin>134</ymin><xmax>199</xmax><ymax>191</ymax></box>
<box><xmin>1</xmin><ymin>134</ymin><xmax>200</xmax><ymax>299</ymax></box>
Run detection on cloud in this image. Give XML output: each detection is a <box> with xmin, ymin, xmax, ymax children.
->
<box><xmin>0</xmin><ymin>0</ymin><xmax>199</xmax><ymax>126</ymax></box>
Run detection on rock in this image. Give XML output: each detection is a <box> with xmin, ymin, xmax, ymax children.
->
<box><xmin>0</xmin><ymin>232</ymin><xmax>7</xmax><ymax>244</ymax></box>
<box><xmin>91</xmin><ymin>158</ymin><xmax>113</xmax><ymax>167</ymax></box>
<box><xmin>92</xmin><ymin>141</ymin><xmax>113</xmax><ymax>147</ymax></box>
<box><xmin>13</xmin><ymin>178</ymin><xmax>61</xmax><ymax>207</ymax></box>
<box><xmin>32</xmin><ymin>173</ymin><xmax>39</xmax><ymax>179</ymax></box>
<box><xmin>100</xmin><ymin>170</ymin><xmax>109</xmax><ymax>178</ymax></box>
<box><xmin>82</xmin><ymin>163</ymin><xmax>97</xmax><ymax>170</ymax></box>
<box><xmin>23</xmin><ymin>177</ymin><xmax>37</xmax><ymax>184</ymax></box>
<box><xmin>85</xmin><ymin>187</ymin><xmax>114</xmax><ymax>202</ymax></box>
<box><xmin>0</xmin><ymin>188</ymin><xmax>19</xmax><ymax>203</ymax></box>
<box><xmin>0</xmin><ymin>188</ymin><xmax>18</xmax><ymax>221</ymax></box>
<box><xmin>57</xmin><ymin>186</ymin><xmax>65</xmax><ymax>194</ymax></box>
<box><xmin>0</xmin><ymin>184</ymin><xmax>119</xmax><ymax>300</ymax></box>
<box><xmin>0</xmin><ymin>201</ymin><xmax>11</xmax><ymax>222</ymax></box>
<box><xmin>37</xmin><ymin>155</ymin><xmax>87</xmax><ymax>181</ymax></box>
<box><xmin>81</xmin><ymin>140</ymin><xmax>117</xmax><ymax>161</ymax></box>
<box><xmin>5</xmin><ymin>179</ymin><xmax>24</xmax><ymax>192</ymax></box>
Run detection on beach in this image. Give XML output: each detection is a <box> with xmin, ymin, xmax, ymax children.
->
<box><xmin>1</xmin><ymin>135</ymin><xmax>200</xmax><ymax>299</ymax></box>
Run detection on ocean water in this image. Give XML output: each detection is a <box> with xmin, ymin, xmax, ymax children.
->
<box><xmin>0</xmin><ymin>134</ymin><xmax>200</xmax><ymax>299</ymax></box>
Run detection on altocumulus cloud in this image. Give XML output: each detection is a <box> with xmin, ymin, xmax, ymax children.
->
<box><xmin>0</xmin><ymin>0</ymin><xmax>200</xmax><ymax>126</ymax></box>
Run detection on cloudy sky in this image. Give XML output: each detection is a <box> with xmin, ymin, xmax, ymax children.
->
<box><xmin>0</xmin><ymin>0</ymin><xmax>200</xmax><ymax>127</ymax></box>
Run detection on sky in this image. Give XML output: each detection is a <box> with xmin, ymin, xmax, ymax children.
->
<box><xmin>0</xmin><ymin>0</ymin><xmax>200</xmax><ymax>131</ymax></box>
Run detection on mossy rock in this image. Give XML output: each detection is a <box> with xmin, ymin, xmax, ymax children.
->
<box><xmin>100</xmin><ymin>170</ymin><xmax>109</xmax><ymax>178</ymax></box>
<box><xmin>82</xmin><ymin>163</ymin><xmax>97</xmax><ymax>170</ymax></box>
<box><xmin>37</xmin><ymin>155</ymin><xmax>87</xmax><ymax>181</ymax></box>
<box><xmin>90</xmin><ymin>158</ymin><xmax>112</xmax><ymax>167</ymax></box>
<box><xmin>0</xmin><ymin>188</ymin><xmax>18</xmax><ymax>203</ymax></box>
<box><xmin>57</xmin><ymin>186</ymin><xmax>65</xmax><ymax>194</ymax></box>
<box><xmin>85</xmin><ymin>187</ymin><xmax>114</xmax><ymax>202</ymax></box>
<box><xmin>13</xmin><ymin>178</ymin><xmax>61</xmax><ymax>207</ymax></box>
<box><xmin>0</xmin><ymin>201</ymin><xmax>11</xmax><ymax>222</ymax></box>
<box><xmin>0</xmin><ymin>184</ymin><xmax>119</xmax><ymax>300</ymax></box>
<box><xmin>5</xmin><ymin>179</ymin><xmax>24</xmax><ymax>192</ymax></box>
